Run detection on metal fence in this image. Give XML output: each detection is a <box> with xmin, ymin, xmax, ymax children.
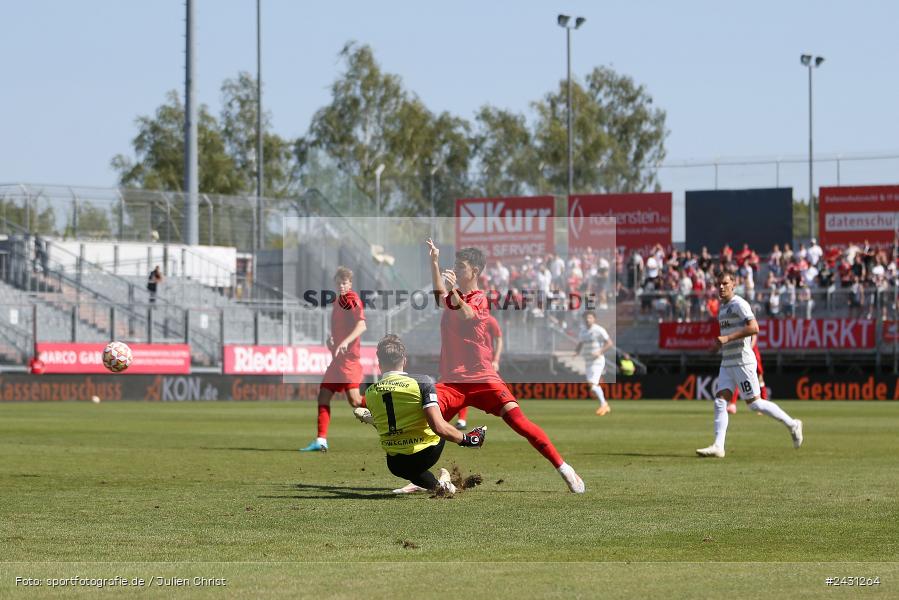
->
<box><xmin>4</xmin><ymin>152</ymin><xmax>898</xmax><ymax>250</ymax></box>
<box><xmin>622</xmin><ymin>287</ymin><xmax>899</xmax><ymax>324</ymax></box>
<box><xmin>654</xmin><ymin>151</ymin><xmax>899</xmax><ymax>242</ymax></box>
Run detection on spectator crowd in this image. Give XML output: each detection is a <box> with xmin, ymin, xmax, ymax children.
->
<box><xmin>477</xmin><ymin>239</ymin><xmax>899</xmax><ymax>324</ymax></box>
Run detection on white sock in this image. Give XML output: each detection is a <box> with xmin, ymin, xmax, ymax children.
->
<box><xmin>748</xmin><ymin>399</ymin><xmax>796</xmax><ymax>428</ymax></box>
<box><xmin>591</xmin><ymin>384</ymin><xmax>607</xmax><ymax>406</ymax></box>
<box><xmin>714</xmin><ymin>397</ymin><xmax>728</xmax><ymax>448</ymax></box>
<box><xmin>316</xmin><ymin>437</ymin><xmax>327</xmax><ymax>445</ymax></box>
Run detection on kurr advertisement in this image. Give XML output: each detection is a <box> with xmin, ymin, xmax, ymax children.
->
<box><xmin>455</xmin><ymin>196</ymin><xmax>555</xmax><ymax>264</ymax></box>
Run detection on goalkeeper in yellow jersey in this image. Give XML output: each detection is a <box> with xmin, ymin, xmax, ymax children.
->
<box><xmin>356</xmin><ymin>335</ymin><xmax>486</xmax><ymax>494</ymax></box>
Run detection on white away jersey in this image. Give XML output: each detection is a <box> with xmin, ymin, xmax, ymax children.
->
<box><xmin>718</xmin><ymin>296</ymin><xmax>757</xmax><ymax>367</ymax></box>
<box><xmin>579</xmin><ymin>324</ymin><xmax>610</xmax><ymax>361</ymax></box>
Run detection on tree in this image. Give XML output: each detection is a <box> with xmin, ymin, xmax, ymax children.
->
<box><xmin>0</xmin><ymin>200</ymin><xmax>56</xmax><ymax>236</ymax></box>
<box><xmin>531</xmin><ymin>66</ymin><xmax>668</xmax><ymax>194</ymax></box>
<box><xmin>72</xmin><ymin>202</ymin><xmax>112</xmax><ymax>238</ymax></box>
<box><xmin>792</xmin><ymin>197</ymin><xmax>814</xmax><ymax>239</ymax></box>
<box><xmin>305</xmin><ymin>43</ymin><xmax>474</xmax><ymax>216</ymax></box>
<box><xmin>220</xmin><ymin>72</ymin><xmax>301</xmax><ymax>198</ymax></box>
<box><xmin>470</xmin><ymin>106</ymin><xmax>540</xmax><ymax>197</ymax></box>
<box><xmin>424</xmin><ymin>111</ymin><xmax>476</xmax><ymax>218</ymax></box>
<box><xmin>111</xmin><ymin>91</ymin><xmax>244</xmax><ymax>195</ymax></box>
<box><xmin>307</xmin><ymin>43</ymin><xmax>406</xmax><ymax>201</ymax></box>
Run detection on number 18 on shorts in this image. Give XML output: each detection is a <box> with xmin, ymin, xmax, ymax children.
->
<box><xmin>716</xmin><ymin>364</ymin><xmax>761</xmax><ymax>400</ymax></box>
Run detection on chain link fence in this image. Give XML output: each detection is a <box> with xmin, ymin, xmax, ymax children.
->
<box><xmin>654</xmin><ymin>152</ymin><xmax>899</xmax><ymax>242</ymax></box>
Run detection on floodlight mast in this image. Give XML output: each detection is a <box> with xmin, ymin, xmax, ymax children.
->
<box><xmin>375</xmin><ymin>164</ymin><xmax>386</xmax><ymax>244</ymax></box>
<box><xmin>557</xmin><ymin>15</ymin><xmax>586</xmax><ymax>198</ymax></box>
<box><xmin>800</xmin><ymin>53</ymin><xmax>825</xmax><ymax>238</ymax></box>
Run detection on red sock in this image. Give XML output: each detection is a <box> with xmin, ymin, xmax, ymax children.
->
<box><xmin>729</xmin><ymin>397</ymin><xmax>738</xmax><ymax>405</ymax></box>
<box><xmin>358</xmin><ymin>396</ymin><xmax>367</xmax><ymax>408</ymax></box>
<box><xmin>760</xmin><ymin>385</ymin><xmax>768</xmax><ymax>400</ymax></box>
<box><xmin>501</xmin><ymin>407</ymin><xmax>563</xmax><ymax>468</ymax></box>
<box><xmin>457</xmin><ymin>407</ymin><xmax>469</xmax><ymax>421</ymax></box>
<box><xmin>317</xmin><ymin>405</ymin><xmax>331</xmax><ymax>438</ymax></box>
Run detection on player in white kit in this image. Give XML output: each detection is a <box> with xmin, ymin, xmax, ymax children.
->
<box><xmin>574</xmin><ymin>312</ymin><xmax>614</xmax><ymax>416</ymax></box>
<box><xmin>696</xmin><ymin>272</ymin><xmax>803</xmax><ymax>457</ymax></box>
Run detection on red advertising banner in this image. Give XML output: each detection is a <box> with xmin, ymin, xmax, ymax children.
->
<box><xmin>223</xmin><ymin>345</ymin><xmax>379</xmax><ymax>376</ymax></box>
<box><xmin>658</xmin><ymin>321</ymin><xmax>719</xmax><ymax>350</ymax></box>
<box><xmin>455</xmin><ymin>196</ymin><xmax>555</xmax><ymax>264</ymax></box>
<box><xmin>35</xmin><ymin>343</ymin><xmax>191</xmax><ymax>374</ymax></box>
<box><xmin>819</xmin><ymin>185</ymin><xmax>899</xmax><ymax>247</ymax></box>
<box><xmin>758</xmin><ymin>319</ymin><xmax>875</xmax><ymax>349</ymax></box>
<box><xmin>659</xmin><ymin>319</ymin><xmax>876</xmax><ymax>351</ymax></box>
<box><xmin>569</xmin><ymin>193</ymin><xmax>672</xmax><ymax>254</ymax></box>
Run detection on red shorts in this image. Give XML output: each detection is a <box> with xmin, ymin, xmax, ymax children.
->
<box><xmin>320</xmin><ymin>358</ymin><xmax>362</xmax><ymax>394</ymax></box>
<box><xmin>436</xmin><ymin>380</ymin><xmax>517</xmax><ymax>419</ymax></box>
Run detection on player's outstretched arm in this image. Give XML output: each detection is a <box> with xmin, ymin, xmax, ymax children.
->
<box><xmin>427</xmin><ymin>238</ymin><xmax>447</xmax><ymax>304</ymax></box>
<box><xmin>335</xmin><ymin>320</ymin><xmax>367</xmax><ymax>356</ymax></box>
<box><xmin>424</xmin><ymin>405</ymin><xmax>464</xmax><ymax>443</ymax></box>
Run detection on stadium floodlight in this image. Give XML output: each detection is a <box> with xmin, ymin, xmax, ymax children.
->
<box><xmin>429</xmin><ymin>161</ymin><xmax>442</xmax><ymax>239</ymax></box>
<box><xmin>799</xmin><ymin>53</ymin><xmax>825</xmax><ymax>239</ymax></box>
<box><xmin>375</xmin><ymin>164</ymin><xmax>386</xmax><ymax>244</ymax></box>
<box><xmin>429</xmin><ymin>162</ymin><xmax>441</xmax><ymax>216</ymax></box>
<box><xmin>256</xmin><ymin>0</ymin><xmax>264</xmax><ymax>251</ymax></box>
<box><xmin>557</xmin><ymin>14</ymin><xmax>587</xmax><ymax>197</ymax></box>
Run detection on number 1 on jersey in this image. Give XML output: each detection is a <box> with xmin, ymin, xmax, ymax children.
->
<box><xmin>383</xmin><ymin>392</ymin><xmax>398</xmax><ymax>433</ymax></box>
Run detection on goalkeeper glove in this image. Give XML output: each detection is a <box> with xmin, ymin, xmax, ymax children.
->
<box><xmin>459</xmin><ymin>425</ymin><xmax>487</xmax><ymax>448</ymax></box>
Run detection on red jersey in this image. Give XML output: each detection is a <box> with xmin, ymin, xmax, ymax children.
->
<box><xmin>439</xmin><ymin>290</ymin><xmax>501</xmax><ymax>383</ymax></box>
<box><xmin>331</xmin><ymin>291</ymin><xmax>365</xmax><ymax>361</ymax></box>
<box><xmin>485</xmin><ymin>315</ymin><xmax>502</xmax><ymax>360</ymax></box>
<box><xmin>752</xmin><ymin>337</ymin><xmax>764</xmax><ymax>375</ymax></box>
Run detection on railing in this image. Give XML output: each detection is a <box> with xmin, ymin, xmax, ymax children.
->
<box><xmin>621</xmin><ymin>287</ymin><xmax>899</xmax><ymax>324</ymax></box>
<box><xmin>0</xmin><ymin>223</ymin><xmax>222</xmax><ymax>362</ymax></box>
<box><xmin>298</xmin><ymin>188</ymin><xmax>413</xmax><ymax>293</ymax></box>
<box><xmin>543</xmin><ymin>318</ymin><xmax>645</xmax><ymax>377</ymax></box>
<box><xmin>0</xmin><ymin>184</ymin><xmax>416</xmax><ymax>292</ymax></box>
<box><xmin>0</xmin><ymin>303</ymin><xmax>33</xmax><ymax>358</ymax></box>
<box><xmin>384</xmin><ymin>287</ymin><xmax>437</xmax><ymax>336</ymax></box>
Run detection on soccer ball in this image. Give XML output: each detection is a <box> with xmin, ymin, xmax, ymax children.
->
<box><xmin>102</xmin><ymin>341</ymin><xmax>133</xmax><ymax>373</ymax></box>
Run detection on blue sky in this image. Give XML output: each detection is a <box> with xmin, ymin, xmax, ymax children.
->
<box><xmin>1</xmin><ymin>0</ymin><xmax>897</xmax><ymax>190</ymax></box>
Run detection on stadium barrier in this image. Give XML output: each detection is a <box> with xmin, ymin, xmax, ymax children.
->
<box><xmin>658</xmin><ymin>319</ymin><xmax>876</xmax><ymax>351</ymax></box>
<box><xmin>222</xmin><ymin>344</ymin><xmax>378</xmax><ymax>377</ymax></box>
<box><xmin>1</xmin><ymin>373</ymin><xmax>897</xmax><ymax>402</ymax></box>
<box><xmin>626</xmin><ymin>288</ymin><xmax>896</xmax><ymax>324</ymax></box>
<box><xmin>35</xmin><ymin>343</ymin><xmax>191</xmax><ymax>374</ymax></box>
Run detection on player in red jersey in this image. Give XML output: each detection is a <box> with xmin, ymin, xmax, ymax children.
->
<box><xmin>426</xmin><ymin>239</ymin><xmax>585</xmax><ymax>493</ymax></box>
<box><xmin>454</xmin><ymin>313</ymin><xmax>503</xmax><ymax>430</ymax></box>
<box><xmin>727</xmin><ymin>334</ymin><xmax>768</xmax><ymax>414</ymax></box>
<box><xmin>300</xmin><ymin>266</ymin><xmax>367</xmax><ymax>452</ymax></box>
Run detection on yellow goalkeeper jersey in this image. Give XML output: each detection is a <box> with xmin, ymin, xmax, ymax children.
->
<box><xmin>364</xmin><ymin>371</ymin><xmax>441</xmax><ymax>455</ymax></box>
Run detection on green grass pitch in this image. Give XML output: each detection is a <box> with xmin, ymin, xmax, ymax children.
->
<box><xmin>1</xmin><ymin>400</ymin><xmax>897</xmax><ymax>598</ymax></box>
